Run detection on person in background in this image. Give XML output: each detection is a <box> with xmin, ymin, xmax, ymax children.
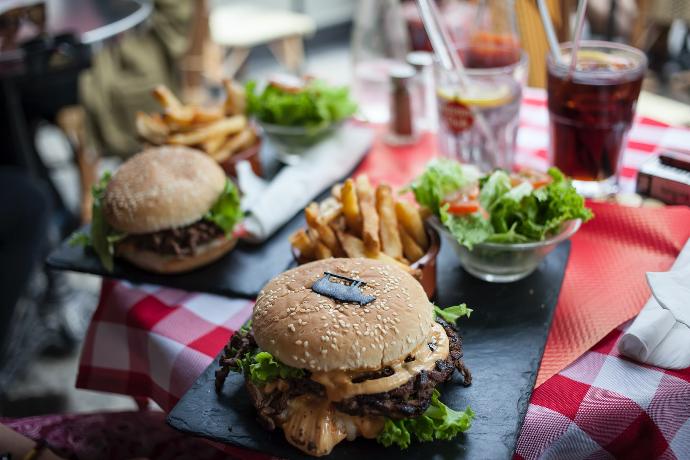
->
<box><xmin>80</xmin><ymin>0</ymin><xmax>193</xmax><ymax>159</ymax></box>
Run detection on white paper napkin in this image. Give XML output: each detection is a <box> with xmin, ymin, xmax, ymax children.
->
<box><xmin>238</xmin><ymin>124</ymin><xmax>374</xmax><ymax>242</ymax></box>
<box><xmin>618</xmin><ymin>238</ymin><xmax>690</xmax><ymax>369</ymax></box>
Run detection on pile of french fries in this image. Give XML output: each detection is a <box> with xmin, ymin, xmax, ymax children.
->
<box><xmin>136</xmin><ymin>81</ymin><xmax>257</xmax><ymax>163</ymax></box>
<box><xmin>290</xmin><ymin>176</ymin><xmax>431</xmax><ymax>272</ymax></box>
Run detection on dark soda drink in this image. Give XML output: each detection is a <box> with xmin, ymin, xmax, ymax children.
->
<box><xmin>547</xmin><ymin>41</ymin><xmax>646</xmax><ymax>195</ymax></box>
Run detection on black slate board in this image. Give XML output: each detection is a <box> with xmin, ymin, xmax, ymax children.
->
<box><xmin>167</xmin><ymin>241</ymin><xmax>571</xmax><ymax>460</ymax></box>
<box><xmin>46</xmin><ymin>125</ymin><xmax>372</xmax><ymax>298</ymax></box>
<box><xmin>46</xmin><ymin>216</ymin><xmax>305</xmax><ymax>299</ymax></box>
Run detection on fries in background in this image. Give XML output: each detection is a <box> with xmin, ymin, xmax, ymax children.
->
<box><xmin>291</xmin><ymin>176</ymin><xmax>431</xmax><ymax>272</ymax></box>
<box><xmin>136</xmin><ymin>83</ymin><xmax>257</xmax><ymax>163</ymax></box>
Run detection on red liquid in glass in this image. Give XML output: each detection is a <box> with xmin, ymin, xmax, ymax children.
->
<box><xmin>547</xmin><ymin>59</ymin><xmax>643</xmax><ymax>182</ymax></box>
<box><xmin>463</xmin><ymin>32</ymin><xmax>521</xmax><ymax>68</ymax></box>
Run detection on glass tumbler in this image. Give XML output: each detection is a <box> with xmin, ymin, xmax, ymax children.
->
<box><xmin>547</xmin><ymin>41</ymin><xmax>646</xmax><ymax>196</ymax></box>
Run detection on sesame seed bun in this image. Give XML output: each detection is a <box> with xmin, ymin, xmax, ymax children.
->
<box><xmin>116</xmin><ymin>234</ymin><xmax>237</xmax><ymax>274</ymax></box>
<box><xmin>252</xmin><ymin>258</ymin><xmax>434</xmax><ymax>372</ymax></box>
<box><xmin>103</xmin><ymin>146</ymin><xmax>226</xmax><ymax>234</ymax></box>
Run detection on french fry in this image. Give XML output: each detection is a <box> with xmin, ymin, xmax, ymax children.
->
<box><xmin>135</xmin><ymin>111</ymin><xmax>169</xmax><ymax>144</ymax></box>
<box><xmin>163</xmin><ymin>105</ymin><xmax>196</xmax><ymax>126</ymax></box>
<box><xmin>192</xmin><ymin>106</ymin><xmax>225</xmax><ymax>124</ymax></box>
<box><xmin>167</xmin><ymin>115</ymin><xmax>246</xmax><ymax>146</ymax></box>
<box><xmin>289</xmin><ymin>229</ymin><xmax>316</xmax><ymax>261</ymax></box>
<box><xmin>399</xmin><ymin>227</ymin><xmax>425</xmax><ymax>263</ymax></box>
<box><xmin>329</xmin><ymin>215</ymin><xmax>346</xmax><ymax>232</ymax></box>
<box><xmin>335</xmin><ymin>230</ymin><xmax>366</xmax><ymax>258</ymax></box>
<box><xmin>319</xmin><ymin>197</ymin><xmax>343</xmax><ymax>225</ymax></box>
<box><xmin>209</xmin><ymin>127</ymin><xmax>256</xmax><ymax>162</ymax></box>
<box><xmin>376</xmin><ymin>185</ymin><xmax>403</xmax><ymax>260</ymax></box>
<box><xmin>355</xmin><ymin>175</ymin><xmax>380</xmax><ymax>256</ymax></box>
<box><xmin>395</xmin><ymin>201</ymin><xmax>429</xmax><ymax>250</ymax></box>
<box><xmin>314</xmin><ymin>241</ymin><xmax>333</xmax><ymax>259</ymax></box>
<box><xmin>152</xmin><ymin>85</ymin><xmax>182</xmax><ymax>109</ymax></box>
<box><xmin>373</xmin><ymin>252</ymin><xmax>412</xmax><ymax>272</ymax></box>
<box><xmin>305</xmin><ymin>203</ymin><xmax>344</xmax><ymax>257</ymax></box>
<box><xmin>331</xmin><ymin>183</ymin><xmax>343</xmax><ymax>201</ymax></box>
<box><xmin>201</xmin><ymin>134</ymin><xmax>228</xmax><ymax>156</ymax></box>
<box><xmin>341</xmin><ymin>179</ymin><xmax>362</xmax><ymax>235</ymax></box>
<box><xmin>223</xmin><ymin>79</ymin><xmax>247</xmax><ymax>116</ymax></box>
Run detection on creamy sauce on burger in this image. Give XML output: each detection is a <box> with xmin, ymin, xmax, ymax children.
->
<box><xmin>282</xmin><ymin>395</ymin><xmax>384</xmax><ymax>457</ymax></box>
<box><xmin>310</xmin><ymin>322</ymin><xmax>450</xmax><ymax>401</ymax></box>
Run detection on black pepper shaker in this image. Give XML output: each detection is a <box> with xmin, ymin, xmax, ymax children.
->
<box><xmin>386</xmin><ymin>65</ymin><xmax>419</xmax><ymax>146</ymax></box>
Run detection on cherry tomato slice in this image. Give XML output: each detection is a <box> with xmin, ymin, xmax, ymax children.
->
<box><xmin>445</xmin><ymin>200</ymin><xmax>480</xmax><ymax>215</ymax></box>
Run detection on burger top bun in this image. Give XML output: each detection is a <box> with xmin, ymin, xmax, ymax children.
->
<box><xmin>103</xmin><ymin>146</ymin><xmax>226</xmax><ymax>234</ymax></box>
<box><xmin>252</xmin><ymin>258</ymin><xmax>434</xmax><ymax>372</ymax></box>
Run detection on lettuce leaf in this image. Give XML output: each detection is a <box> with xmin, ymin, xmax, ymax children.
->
<box><xmin>69</xmin><ymin>172</ymin><xmax>128</xmax><ymax>271</ymax></box>
<box><xmin>408</xmin><ymin>159</ymin><xmax>479</xmax><ymax>215</ymax></box>
<box><xmin>440</xmin><ymin>205</ymin><xmax>493</xmax><ymax>250</ymax></box>
<box><xmin>233</xmin><ymin>350</ymin><xmax>305</xmax><ymax>385</ymax></box>
<box><xmin>377</xmin><ymin>390</ymin><xmax>474</xmax><ymax>449</ymax></box>
<box><xmin>204</xmin><ymin>180</ymin><xmax>243</xmax><ymax>235</ymax></box>
<box><xmin>434</xmin><ymin>304</ymin><xmax>472</xmax><ymax>323</ymax></box>
<box><xmin>245</xmin><ymin>79</ymin><xmax>357</xmax><ymax>128</ymax></box>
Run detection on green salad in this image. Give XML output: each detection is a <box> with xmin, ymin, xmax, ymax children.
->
<box><xmin>409</xmin><ymin>159</ymin><xmax>593</xmax><ymax>249</ymax></box>
<box><xmin>245</xmin><ymin>77</ymin><xmax>357</xmax><ymax>128</ymax></box>
<box><xmin>70</xmin><ymin>173</ymin><xmax>243</xmax><ymax>271</ymax></box>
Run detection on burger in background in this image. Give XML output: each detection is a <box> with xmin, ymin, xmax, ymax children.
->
<box><xmin>71</xmin><ymin>146</ymin><xmax>243</xmax><ymax>273</ymax></box>
<box><xmin>216</xmin><ymin>258</ymin><xmax>473</xmax><ymax>457</ymax></box>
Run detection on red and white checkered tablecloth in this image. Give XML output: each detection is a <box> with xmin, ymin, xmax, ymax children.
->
<box><xmin>516</xmin><ymin>322</ymin><xmax>690</xmax><ymax>459</ymax></box>
<box><xmin>76</xmin><ymin>89</ymin><xmax>690</xmax><ymax>458</ymax></box>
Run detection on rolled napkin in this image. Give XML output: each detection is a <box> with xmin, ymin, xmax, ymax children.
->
<box><xmin>618</xmin><ymin>238</ymin><xmax>690</xmax><ymax>369</ymax></box>
<box><xmin>238</xmin><ymin>124</ymin><xmax>374</xmax><ymax>242</ymax></box>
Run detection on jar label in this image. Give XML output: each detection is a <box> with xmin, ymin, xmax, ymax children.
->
<box><xmin>440</xmin><ymin>99</ymin><xmax>474</xmax><ymax>134</ymax></box>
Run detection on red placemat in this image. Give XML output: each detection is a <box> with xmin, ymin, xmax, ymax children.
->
<box><xmin>536</xmin><ymin>202</ymin><xmax>690</xmax><ymax>385</ymax></box>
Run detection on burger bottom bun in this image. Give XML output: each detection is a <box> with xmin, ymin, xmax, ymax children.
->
<box><xmin>117</xmin><ymin>236</ymin><xmax>237</xmax><ymax>274</ymax></box>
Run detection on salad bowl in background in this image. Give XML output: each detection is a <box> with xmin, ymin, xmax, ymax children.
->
<box><xmin>245</xmin><ymin>76</ymin><xmax>357</xmax><ymax>164</ymax></box>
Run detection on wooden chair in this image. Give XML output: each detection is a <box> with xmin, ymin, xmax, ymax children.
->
<box><xmin>515</xmin><ymin>0</ymin><xmax>572</xmax><ymax>88</ymax></box>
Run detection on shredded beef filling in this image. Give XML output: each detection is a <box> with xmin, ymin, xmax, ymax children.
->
<box><xmin>124</xmin><ymin>220</ymin><xmax>224</xmax><ymax>256</ymax></box>
<box><xmin>215</xmin><ymin>319</ymin><xmax>471</xmax><ymax>429</ymax></box>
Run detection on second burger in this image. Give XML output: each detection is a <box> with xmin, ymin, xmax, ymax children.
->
<box><xmin>76</xmin><ymin>145</ymin><xmax>243</xmax><ymax>273</ymax></box>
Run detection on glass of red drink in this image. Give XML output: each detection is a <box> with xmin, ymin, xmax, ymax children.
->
<box><xmin>547</xmin><ymin>41</ymin><xmax>647</xmax><ymax>196</ymax></box>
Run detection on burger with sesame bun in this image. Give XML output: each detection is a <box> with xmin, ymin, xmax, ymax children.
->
<box><xmin>215</xmin><ymin>258</ymin><xmax>474</xmax><ymax>457</ymax></box>
<box><xmin>71</xmin><ymin>146</ymin><xmax>243</xmax><ymax>274</ymax></box>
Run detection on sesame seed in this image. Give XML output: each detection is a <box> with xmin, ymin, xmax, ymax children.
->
<box><xmin>295</xmin><ymin>340</ymin><xmax>302</xmax><ymax>345</ymax></box>
<box><xmin>288</xmin><ymin>324</ymin><xmax>296</xmax><ymax>332</ymax></box>
<box><xmin>304</xmin><ymin>341</ymin><xmax>309</xmax><ymax>347</ymax></box>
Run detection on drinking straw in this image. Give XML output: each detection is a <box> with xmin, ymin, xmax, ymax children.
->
<box><xmin>537</xmin><ymin>0</ymin><xmax>562</xmax><ymax>63</ymax></box>
<box><xmin>568</xmin><ymin>0</ymin><xmax>588</xmax><ymax>77</ymax></box>
<box><xmin>415</xmin><ymin>0</ymin><xmax>498</xmax><ymax>161</ymax></box>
